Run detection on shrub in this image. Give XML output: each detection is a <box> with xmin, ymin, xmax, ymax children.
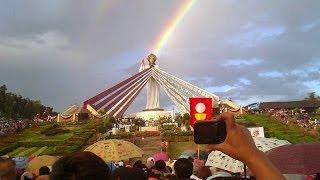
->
<box><xmin>134</xmin><ymin>131</ymin><xmax>161</xmax><ymax>137</ymax></box>
<box><xmin>40</xmin><ymin>123</ymin><xmax>70</xmax><ymax>136</ymax></box>
<box><xmin>43</xmin><ymin>128</ymin><xmax>71</xmax><ymax>136</ymax></box>
<box><xmin>0</xmin><ymin>143</ymin><xmax>19</xmax><ymax>156</ymax></box>
<box><xmin>162</xmin><ymin>130</ymin><xmax>193</xmax><ymax>137</ymax></box>
<box><xmin>104</xmin><ymin>132</ymin><xmax>132</xmax><ymax>139</ymax></box>
<box><xmin>54</xmin><ymin>145</ymin><xmax>80</xmax><ymax>155</ymax></box>
<box><xmin>130</xmin><ymin>125</ymin><xmax>139</xmax><ymax>132</ymax></box>
<box><xmin>67</xmin><ymin>137</ymin><xmax>87</xmax><ymax>143</ymax></box>
<box><xmin>18</xmin><ymin>140</ymin><xmax>65</xmax><ymax>147</ymax></box>
<box><xmin>97</xmin><ymin>126</ymin><xmax>107</xmax><ymax>134</ymax></box>
<box><xmin>162</xmin><ymin>130</ymin><xmax>193</xmax><ymax>142</ymax></box>
<box><xmin>40</xmin><ymin>124</ymin><xmax>60</xmax><ymax>133</ymax></box>
<box><xmin>162</xmin><ymin>124</ymin><xmax>176</xmax><ymax>131</ymax></box>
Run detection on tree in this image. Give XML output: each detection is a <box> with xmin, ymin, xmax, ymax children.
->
<box><xmin>109</xmin><ymin>116</ymin><xmax>117</xmax><ymax>124</ymax></box>
<box><xmin>0</xmin><ymin>84</ymin><xmax>56</xmax><ymax>119</ymax></box>
<box><xmin>3</xmin><ymin>93</ymin><xmax>14</xmax><ymax>119</ymax></box>
<box><xmin>0</xmin><ymin>85</ymin><xmax>7</xmax><ymax>117</ymax></box>
<box><xmin>305</xmin><ymin>92</ymin><xmax>320</xmax><ymax>100</ymax></box>
<box><xmin>133</xmin><ymin>118</ymin><xmax>145</xmax><ymax>127</ymax></box>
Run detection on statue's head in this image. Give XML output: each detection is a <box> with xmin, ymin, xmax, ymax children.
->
<box><xmin>147</xmin><ymin>53</ymin><xmax>157</xmax><ymax>66</ymax></box>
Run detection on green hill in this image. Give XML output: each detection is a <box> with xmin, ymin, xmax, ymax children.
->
<box><xmin>238</xmin><ymin>114</ymin><xmax>320</xmax><ymax>143</ymax></box>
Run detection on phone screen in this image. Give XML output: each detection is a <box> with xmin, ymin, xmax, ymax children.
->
<box><xmin>194</xmin><ymin>121</ymin><xmax>227</xmax><ymax>144</ymax></box>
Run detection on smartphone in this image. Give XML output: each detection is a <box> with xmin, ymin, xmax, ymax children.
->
<box><xmin>193</xmin><ymin>120</ymin><xmax>227</xmax><ymax>144</ymax></box>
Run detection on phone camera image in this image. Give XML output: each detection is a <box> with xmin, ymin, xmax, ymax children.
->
<box><xmin>193</xmin><ymin>121</ymin><xmax>227</xmax><ymax>144</ymax></box>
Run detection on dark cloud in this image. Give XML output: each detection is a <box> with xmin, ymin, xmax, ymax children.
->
<box><xmin>0</xmin><ymin>0</ymin><xmax>319</xmax><ymax>112</ymax></box>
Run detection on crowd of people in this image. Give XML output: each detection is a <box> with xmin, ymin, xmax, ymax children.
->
<box><xmin>266</xmin><ymin>109</ymin><xmax>319</xmax><ymax>131</ymax></box>
<box><xmin>0</xmin><ymin>113</ymin><xmax>57</xmax><ymax>137</ymax></box>
<box><xmin>0</xmin><ymin>152</ymin><xmax>250</xmax><ymax>180</ymax></box>
<box><xmin>0</xmin><ymin>113</ymin><xmax>291</xmax><ymax>180</ymax></box>
<box><xmin>1</xmin><ymin>113</ymin><xmax>319</xmax><ymax>180</ymax></box>
<box><xmin>0</xmin><ymin>119</ymin><xmax>30</xmax><ymax>137</ymax></box>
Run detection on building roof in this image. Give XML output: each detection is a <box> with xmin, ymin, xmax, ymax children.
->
<box><xmin>259</xmin><ymin>100</ymin><xmax>320</xmax><ymax>109</ymax></box>
<box><xmin>62</xmin><ymin>105</ymin><xmax>90</xmax><ymax>115</ymax></box>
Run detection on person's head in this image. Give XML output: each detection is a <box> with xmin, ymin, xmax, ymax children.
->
<box><xmin>166</xmin><ymin>166</ymin><xmax>173</xmax><ymax>173</ymax></box>
<box><xmin>146</xmin><ymin>157</ymin><xmax>155</xmax><ymax>169</ymax></box>
<box><xmin>39</xmin><ymin>166</ymin><xmax>50</xmax><ymax>175</ymax></box>
<box><xmin>174</xmin><ymin>158</ymin><xmax>193</xmax><ymax>179</ymax></box>
<box><xmin>133</xmin><ymin>161</ymin><xmax>147</xmax><ymax>171</ymax></box>
<box><xmin>196</xmin><ymin>166</ymin><xmax>211</xmax><ymax>180</ymax></box>
<box><xmin>20</xmin><ymin>172</ymin><xmax>34</xmax><ymax>180</ymax></box>
<box><xmin>164</xmin><ymin>174</ymin><xmax>178</xmax><ymax>180</ymax></box>
<box><xmin>118</xmin><ymin>161</ymin><xmax>124</xmax><ymax>167</ymax></box>
<box><xmin>0</xmin><ymin>157</ymin><xmax>16</xmax><ymax>180</ymax></box>
<box><xmin>155</xmin><ymin>160</ymin><xmax>166</xmax><ymax>172</ymax></box>
<box><xmin>188</xmin><ymin>157</ymin><xmax>194</xmax><ymax>163</ymax></box>
<box><xmin>35</xmin><ymin>175</ymin><xmax>50</xmax><ymax>180</ymax></box>
<box><xmin>50</xmin><ymin>151</ymin><xmax>110</xmax><ymax>180</ymax></box>
<box><xmin>112</xmin><ymin>167</ymin><xmax>147</xmax><ymax>180</ymax></box>
<box><xmin>133</xmin><ymin>160</ymin><xmax>142</xmax><ymax>168</ymax></box>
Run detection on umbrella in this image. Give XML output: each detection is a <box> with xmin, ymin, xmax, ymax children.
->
<box><xmin>266</xmin><ymin>142</ymin><xmax>320</xmax><ymax>175</ymax></box>
<box><xmin>195</xmin><ymin>150</ymin><xmax>210</xmax><ymax>160</ymax></box>
<box><xmin>153</xmin><ymin>152</ymin><xmax>168</xmax><ymax>162</ymax></box>
<box><xmin>84</xmin><ymin>139</ymin><xmax>143</xmax><ymax>162</ymax></box>
<box><xmin>12</xmin><ymin>157</ymin><xmax>28</xmax><ymax>169</ymax></box>
<box><xmin>205</xmin><ymin>137</ymin><xmax>290</xmax><ymax>173</ymax></box>
<box><xmin>26</xmin><ymin>155</ymin><xmax>58</xmax><ymax>174</ymax></box>
<box><xmin>180</xmin><ymin>150</ymin><xmax>196</xmax><ymax>159</ymax></box>
<box><xmin>179</xmin><ymin>150</ymin><xmax>209</xmax><ymax>160</ymax></box>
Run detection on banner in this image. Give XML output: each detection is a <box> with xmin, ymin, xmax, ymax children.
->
<box><xmin>189</xmin><ymin>97</ymin><xmax>213</xmax><ymax>128</ymax></box>
<box><xmin>248</xmin><ymin>127</ymin><xmax>265</xmax><ymax>137</ymax></box>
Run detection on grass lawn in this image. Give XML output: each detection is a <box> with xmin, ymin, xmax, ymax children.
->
<box><xmin>0</xmin><ymin>124</ymin><xmax>72</xmax><ymax>148</ymax></box>
<box><xmin>0</xmin><ymin>123</ymin><xmax>91</xmax><ymax>147</ymax></box>
<box><xmin>240</xmin><ymin>114</ymin><xmax>320</xmax><ymax>143</ymax></box>
<box><xmin>19</xmin><ymin>129</ymin><xmax>74</xmax><ymax>142</ymax></box>
<box><xmin>0</xmin><ymin>120</ymin><xmax>105</xmax><ymax>156</ymax></box>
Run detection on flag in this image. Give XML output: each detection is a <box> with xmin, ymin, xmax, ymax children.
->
<box><xmin>189</xmin><ymin>97</ymin><xmax>213</xmax><ymax>128</ymax></box>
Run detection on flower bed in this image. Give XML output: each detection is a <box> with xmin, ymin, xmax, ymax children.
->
<box><xmin>134</xmin><ymin>131</ymin><xmax>161</xmax><ymax>137</ymax></box>
<box><xmin>162</xmin><ymin>130</ymin><xmax>193</xmax><ymax>142</ymax></box>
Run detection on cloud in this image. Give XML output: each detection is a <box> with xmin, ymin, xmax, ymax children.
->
<box><xmin>0</xmin><ymin>0</ymin><xmax>319</xmax><ymax>112</ymax></box>
<box><xmin>258</xmin><ymin>71</ymin><xmax>284</xmax><ymax>78</ymax></box>
<box><xmin>228</xmin><ymin>26</ymin><xmax>285</xmax><ymax>48</ymax></box>
<box><xmin>300</xmin><ymin>20</ymin><xmax>320</xmax><ymax>32</ymax></box>
<box><xmin>206</xmin><ymin>85</ymin><xmax>236</xmax><ymax>93</ymax></box>
<box><xmin>0</xmin><ymin>31</ymin><xmax>69</xmax><ymax>49</ymax></box>
<box><xmin>238</xmin><ymin>78</ymin><xmax>251</xmax><ymax>86</ymax></box>
<box><xmin>222</xmin><ymin>58</ymin><xmax>263</xmax><ymax>67</ymax></box>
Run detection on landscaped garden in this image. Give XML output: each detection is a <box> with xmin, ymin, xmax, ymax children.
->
<box><xmin>1</xmin><ymin>113</ymin><xmax>319</xmax><ymax>158</ymax></box>
<box><xmin>0</xmin><ymin>120</ymin><xmax>109</xmax><ymax>156</ymax></box>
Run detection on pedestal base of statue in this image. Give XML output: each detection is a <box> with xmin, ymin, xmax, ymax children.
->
<box><xmin>126</xmin><ymin>109</ymin><xmax>172</xmax><ymax>121</ymax></box>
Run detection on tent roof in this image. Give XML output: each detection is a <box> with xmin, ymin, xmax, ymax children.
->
<box><xmin>260</xmin><ymin>100</ymin><xmax>320</xmax><ymax>109</ymax></box>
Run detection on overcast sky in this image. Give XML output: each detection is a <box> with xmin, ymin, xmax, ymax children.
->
<box><xmin>0</xmin><ymin>0</ymin><xmax>319</xmax><ymax>113</ymax></box>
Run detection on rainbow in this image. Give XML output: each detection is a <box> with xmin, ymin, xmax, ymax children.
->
<box><xmin>151</xmin><ymin>0</ymin><xmax>197</xmax><ymax>55</ymax></box>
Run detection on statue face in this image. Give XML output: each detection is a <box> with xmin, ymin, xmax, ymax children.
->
<box><xmin>147</xmin><ymin>54</ymin><xmax>157</xmax><ymax>65</ymax></box>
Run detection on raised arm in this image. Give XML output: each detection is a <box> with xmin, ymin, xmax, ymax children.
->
<box><xmin>207</xmin><ymin>112</ymin><xmax>285</xmax><ymax>180</ymax></box>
